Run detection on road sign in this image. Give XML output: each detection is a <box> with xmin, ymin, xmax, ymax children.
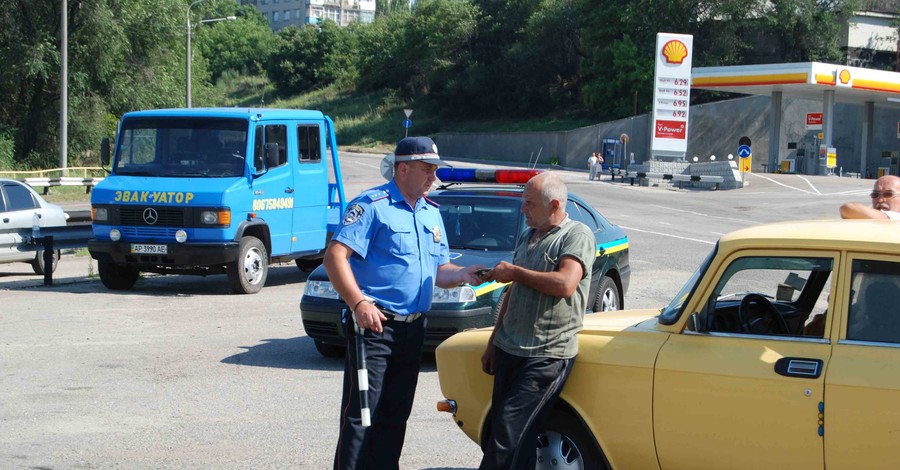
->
<box><xmin>403</xmin><ymin>109</ymin><xmax>413</xmax><ymax>118</ymax></box>
<box><xmin>402</xmin><ymin>119</ymin><xmax>411</xmax><ymax>129</ymax></box>
<box><xmin>806</xmin><ymin>113</ymin><xmax>823</xmax><ymax>130</ymax></box>
<box><xmin>737</xmin><ymin>145</ymin><xmax>752</xmax><ymax>158</ymax></box>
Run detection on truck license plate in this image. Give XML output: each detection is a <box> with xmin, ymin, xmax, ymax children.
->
<box><xmin>131</xmin><ymin>244</ymin><xmax>168</xmax><ymax>254</ymax></box>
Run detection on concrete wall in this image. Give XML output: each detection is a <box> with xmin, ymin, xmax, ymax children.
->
<box><xmin>436</xmin><ymin>95</ymin><xmax>900</xmax><ymax>176</ymax></box>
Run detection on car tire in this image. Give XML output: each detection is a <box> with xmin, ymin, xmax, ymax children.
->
<box><xmin>538</xmin><ymin>410</ymin><xmax>608</xmax><ymax>470</ymax></box>
<box><xmin>98</xmin><ymin>261</ymin><xmax>139</xmax><ymax>290</ymax></box>
<box><xmin>491</xmin><ymin>288</ymin><xmax>509</xmax><ymax>324</ymax></box>
<box><xmin>592</xmin><ymin>275</ymin><xmax>620</xmax><ymax>312</ymax></box>
<box><xmin>314</xmin><ymin>340</ymin><xmax>346</xmax><ymax>358</ymax></box>
<box><xmin>227</xmin><ymin>236</ymin><xmax>268</xmax><ymax>294</ymax></box>
<box><xmin>31</xmin><ymin>249</ymin><xmax>60</xmax><ymax>275</ymax></box>
<box><xmin>295</xmin><ymin>258</ymin><xmax>322</xmax><ymax>273</ymax></box>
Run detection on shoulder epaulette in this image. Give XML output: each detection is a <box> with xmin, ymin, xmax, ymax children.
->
<box><xmin>365</xmin><ymin>189</ymin><xmax>390</xmax><ymax>202</ymax></box>
<box><xmin>424</xmin><ymin>196</ymin><xmax>440</xmax><ymax>208</ymax></box>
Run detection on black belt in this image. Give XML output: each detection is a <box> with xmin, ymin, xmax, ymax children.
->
<box><xmin>383</xmin><ymin>311</ymin><xmax>423</xmax><ymax>323</ymax></box>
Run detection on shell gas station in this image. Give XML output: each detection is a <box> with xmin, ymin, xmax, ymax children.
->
<box><xmin>691</xmin><ymin>63</ymin><xmax>900</xmax><ymax>177</ymax></box>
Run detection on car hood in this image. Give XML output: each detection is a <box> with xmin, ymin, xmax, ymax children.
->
<box><xmin>581</xmin><ymin>309</ymin><xmax>660</xmax><ymax>333</ymax></box>
<box><xmin>306</xmin><ymin>248</ymin><xmax>512</xmax><ymax>282</ymax></box>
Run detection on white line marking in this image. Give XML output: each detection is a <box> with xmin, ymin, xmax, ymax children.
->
<box><xmin>796</xmin><ymin>174</ymin><xmax>822</xmax><ymax>195</ymax></box>
<box><xmin>620</xmin><ymin>225</ymin><xmax>716</xmax><ymax>245</ymax></box>
<box><xmin>747</xmin><ymin>173</ymin><xmax>817</xmax><ymax>195</ymax></box>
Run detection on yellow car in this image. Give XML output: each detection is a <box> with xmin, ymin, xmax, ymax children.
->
<box><xmin>436</xmin><ymin>219</ymin><xmax>900</xmax><ymax>469</ymax></box>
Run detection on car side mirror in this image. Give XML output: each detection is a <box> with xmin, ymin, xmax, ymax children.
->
<box><xmin>100</xmin><ymin>138</ymin><xmax>111</xmax><ymax>166</ymax></box>
<box><xmin>690</xmin><ymin>312</ymin><xmax>707</xmax><ymax>333</ymax></box>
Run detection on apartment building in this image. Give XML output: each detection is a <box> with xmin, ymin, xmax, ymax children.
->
<box><xmin>239</xmin><ymin>0</ymin><xmax>376</xmax><ymax>29</ymax></box>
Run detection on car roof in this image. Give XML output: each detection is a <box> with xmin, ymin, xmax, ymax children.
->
<box><xmin>721</xmin><ymin>219</ymin><xmax>900</xmax><ymax>254</ymax></box>
<box><xmin>430</xmin><ymin>185</ymin><xmax>526</xmax><ymax>199</ymax></box>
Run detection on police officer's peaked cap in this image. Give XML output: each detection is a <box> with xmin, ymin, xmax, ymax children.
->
<box><xmin>393</xmin><ymin>136</ymin><xmax>449</xmax><ymax>167</ymax></box>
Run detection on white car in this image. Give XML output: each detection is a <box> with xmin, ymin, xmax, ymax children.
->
<box><xmin>0</xmin><ymin>179</ymin><xmax>68</xmax><ymax>274</ymax></box>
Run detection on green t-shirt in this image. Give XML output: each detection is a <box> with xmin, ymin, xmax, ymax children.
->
<box><xmin>493</xmin><ymin>217</ymin><xmax>595</xmax><ymax>359</ymax></box>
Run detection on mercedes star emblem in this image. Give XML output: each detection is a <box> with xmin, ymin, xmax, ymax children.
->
<box><xmin>143</xmin><ymin>207</ymin><xmax>159</xmax><ymax>225</ymax></box>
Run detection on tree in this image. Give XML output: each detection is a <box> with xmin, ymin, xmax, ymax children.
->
<box><xmin>194</xmin><ymin>4</ymin><xmax>276</xmax><ymax>81</ymax></box>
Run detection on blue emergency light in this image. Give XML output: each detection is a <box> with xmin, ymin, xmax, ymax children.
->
<box><xmin>437</xmin><ymin>168</ymin><xmax>542</xmax><ymax>185</ymax></box>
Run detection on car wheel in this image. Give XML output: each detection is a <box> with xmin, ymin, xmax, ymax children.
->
<box><xmin>314</xmin><ymin>340</ymin><xmax>346</xmax><ymax>358</ymax></box>
<box><xmin>295</xmin><ymin>258</ymin><xmax>322</xmax><ymax>272</ymax></box>
<box><xmin>537</xmin><ymin>410</ymin><xmax>608</xmax><ymax>470</ymax></box>
<box><xmin>31</xmin><ymin>249</ymin><xmax>60</xmax><ymax>275</ymax></box>
<box><xmin>227</xmin><ymin>236</ymin><xmax>268</xmax><ymax>294</ymax></box>
<box><xmin>98</xmin><ymin>261</ymin><xmax>139</xmax><ymax>290</ymax></box>
<box><xmin>592</xmin><ymin>275</ymin><xmax>620</xmax><ymax>312</ymax></box>
<box><xmin>491</xmin><ymin>288</ymin><xmax>509</xmax><ymax>324</ymax></box>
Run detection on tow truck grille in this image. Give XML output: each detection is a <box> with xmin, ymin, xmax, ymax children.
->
<box><xmin>119</xmin><ymin>207</ymin><xmax>186</xmax><ymax>227</ymax></box>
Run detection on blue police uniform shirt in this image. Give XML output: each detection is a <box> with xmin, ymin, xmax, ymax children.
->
<box><xmin>333</xmin><ymin>179</ymin><xmax>450</xmax><ymax>315</ymax></box>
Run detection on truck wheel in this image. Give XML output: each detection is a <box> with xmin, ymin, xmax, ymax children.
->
<box><xmin>227</xmin><ymin>236</ymin><xmax>268</xmax><ymax>294</ymax></box>
<box><xmin>538</xmin><ymin>410</ymin><xmax>608</xmax><ymax>470</ymax></box>
<box><xmin>314</xmin><ymin>340</ymin><xmax>345</xmax><ymax>358</ymax></box>
<box><xmin>31</xmin><ymin>249</ymin><xmax>60</xmax><ymax>275</ymax></box>
<box><xmin>295</xmin><ymin>258</ymin><xmax>322</xmax><ymax>272</ymax></box>
<box><xmin>98</xmin><ymin>261</ymin><xmax>139</xmax><ymax>290</ymax></box>
<box><xmin>592</xmin><ymin>275</ymin><xmax>620</xmax><ymax>312</ymax></box>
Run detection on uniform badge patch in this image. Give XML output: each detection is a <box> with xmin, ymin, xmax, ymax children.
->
<box><xmin>432</xmin><ymin>226</ymin><xmax>441</xmax><ymax>243</ymax></box>
<box><xmin>343</xmin><ymin>204</ymin><xmax>364</xmax><ymax>225</ymax></box>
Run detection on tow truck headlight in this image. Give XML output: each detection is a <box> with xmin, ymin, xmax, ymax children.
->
<box><xmin>198</xmin><ymin>208</ymin><xmax>231</xmax><ymax>227</ymax></box>
<box><xmin>93</xmin><ymin>207</ymin><xmax>108</xmax><ymax>222</ymax></box>
<box><xmin>432</xmin><ymin>285</ymin><xmax>477</xmax><ymax>303</ymax></box>
<box><xmin>201</xmin><ymin>210</ymin><xmax>218</xmax><ymax>224</ymax></box>
<box><xmin>109</xmin><ymin>229</ymin><xmax>121</xmax><ymax>241</ymax></box>
<box><xmin>175</xmin><ymin>229</ymin><xmax>187</xmax><ymax>243</ymax></box>
<box><xmin>305</xmin><ymin>280</ymin><xmax>341</xmax><ymax>300</ymax></box>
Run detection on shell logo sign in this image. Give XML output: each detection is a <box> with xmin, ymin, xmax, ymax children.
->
<box><xmin>662</xmin><ymin>40</ymin><xmax>689</xmax><ymax>64</ymax></box>
<box><xmin>839</xmin><ymin>69</ymin><xmax>851</xmax><ymax>85</ymax></box>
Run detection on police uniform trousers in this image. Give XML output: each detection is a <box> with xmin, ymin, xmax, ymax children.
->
<box><xmin>479</xmin><ymin>348</ymin><xmax>574</xmax><ymax>470</ymax></box>
<box><xmin>333</xmin><ymin>315</ymin><xmax>426</xmax><ymax>470</ymax></box>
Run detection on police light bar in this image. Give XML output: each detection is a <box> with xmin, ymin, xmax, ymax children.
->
<box><xmin>437</xmin><ymin>168</ymin><xmax>542</xmax><ymax>185</ymax></box>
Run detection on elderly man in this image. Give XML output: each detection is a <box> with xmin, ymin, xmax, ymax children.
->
<box><xmin>479</xmin><ymin>172</ymin><xmax>595</xmax><ymax>469</ymax></box>
<box><xmin>840</xmin><ymin>175</ymin><xmax>900</xmax><ymax>219</ymax></box>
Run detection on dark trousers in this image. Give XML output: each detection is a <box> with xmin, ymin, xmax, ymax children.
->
<box><xmin>480</xmin><ymin>348</ymin><xmax>574</xmax><ymax>470</ymax></box>
<box><xmin>333</xmin><ymin>316</ymin><xmax>426</xmax><ymax>470</ymax></box>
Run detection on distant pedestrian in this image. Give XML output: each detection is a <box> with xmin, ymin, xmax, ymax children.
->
<box><xmin>596</xmin><ymin>153</ymin><xmax>604</xmax><ymax>180</ymax></box>
<box><xmin>588</xmin><ymin>153</ymin><xmax>599</xmax><ymax>181</ymax></box>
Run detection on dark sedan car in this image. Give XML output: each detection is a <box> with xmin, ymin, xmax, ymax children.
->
<box><xmin>300</xmin><ymin>168</ymin><xmax>630</xmax><ymax>357</ymax></box>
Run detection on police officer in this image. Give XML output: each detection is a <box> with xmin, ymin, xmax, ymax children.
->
<box><xmin>325</xmin><ymin>136</ymin><xmax>485</xmax><ymax>470</ymax></box>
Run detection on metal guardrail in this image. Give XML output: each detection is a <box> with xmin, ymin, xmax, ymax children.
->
<box><xmin>611</xmin><ymin>170</ymin><xmax>724</xmax><ymax>190</ymax></box>
<box><xmin>0</xmin><ymin>166</ymin><xmax>106</xmax><ymax>195</ymax></box>
<box><xmin>20</xmin><ymin>176</ymin><xmax>105</xmax><ymax>195</ymax></box>
<box><xmin>14</xmin><ymin>225</ymin><xmax>94</xmax><ymax>285</ymax></box>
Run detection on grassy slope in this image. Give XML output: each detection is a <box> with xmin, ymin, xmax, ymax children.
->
<box><xmin>215</xmin><ymin>75</ymin><xmax>596</xmax><ymax>152</ymax></box>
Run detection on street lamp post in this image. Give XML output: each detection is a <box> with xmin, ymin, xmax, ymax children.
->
<box><xmin>186</xmin><ymin>0</ymin><xmax>235</xmax><ymax>108</ymax></box>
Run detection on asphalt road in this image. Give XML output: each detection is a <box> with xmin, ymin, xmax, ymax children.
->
<box><xmin>0</xmin><ymin>154</ymin><xmax>874</xmax><ymax>469</ymax></box>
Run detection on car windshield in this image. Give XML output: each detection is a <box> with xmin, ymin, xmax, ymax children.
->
<box><xmin>114</xmin><ymin>117</ymin><xmax>248</xmax><ymax>178</ymax></box>
<box><xmin>659</xmin><ymin>245</ymin><xmax>717</xmax><ymax>324</ymax></box>
<box><xmin>432</xmin><ymin>196</ymin><xmax>523</xmax><ymax>251</ymax></box>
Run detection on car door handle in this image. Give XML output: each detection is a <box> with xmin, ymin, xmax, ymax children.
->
<box><xmin>2</xmin><ymin>218</ymin><xmax>8</xmax><ymax>223</ymax></box>
<box><xmin>774</xmin><ymin>357</ymin><xmax>823</xmax><ymax>379</ymax></box>
<box><xmin>285</xmin><ymin>187</ymin><xmax>294</xmax><ymax>194</ymax></box>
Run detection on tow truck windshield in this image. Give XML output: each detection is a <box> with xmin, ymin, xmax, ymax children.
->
<box><xmin>114</xmin><ymin>117</ymin><xmax>248</xmax><ymax>178</ymax></box>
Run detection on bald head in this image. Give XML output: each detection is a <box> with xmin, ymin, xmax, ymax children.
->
<box><xmin>871</xmin><ymin>175</ymin><xmax>900</xmax><ymax>212</ymax></box>
<box><xmin>528</xmin><ymin>172</ymin><xmax>567</xmax><ymax>206</ymax></box>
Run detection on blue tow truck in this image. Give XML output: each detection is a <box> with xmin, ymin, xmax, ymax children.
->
<box><xmin>89</xmin><ymin>108</ymin><xmax>347</xmax><ymax>294</ymax></box>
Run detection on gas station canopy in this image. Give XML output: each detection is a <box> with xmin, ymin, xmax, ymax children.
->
<box><xmin>691</xmin><ymin>62</ymin><xmax>900</xmax><ymax>175</ymax></box>
<box><xmin>692</xmin><ymin>62</ymin><xmax>900</xmax><ymax>105</ymax></box>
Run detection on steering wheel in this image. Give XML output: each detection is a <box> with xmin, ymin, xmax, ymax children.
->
<box><xmin>738</xmin><ymin>293</ymin><xmax>789</xmax><ymax>335</ymax></box>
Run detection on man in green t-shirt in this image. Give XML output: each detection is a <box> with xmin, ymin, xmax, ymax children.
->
<box><xmin>479</xmin><ymin>172</ymin><xmax>596</xmax><ymax>469</ymax></box>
